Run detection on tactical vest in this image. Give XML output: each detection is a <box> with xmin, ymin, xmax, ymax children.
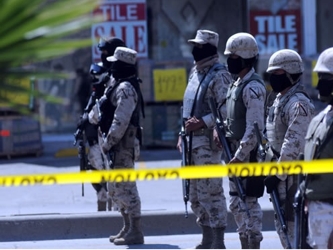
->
<box><xmin>225</xmin><ymin>73</ymin><xmax>264</xmax><ymax>140</ymax></box>
<box><xmin>304</xmin><ymin>107</ymin><xmax>333</xmax><ymax>200</ymax></box>
<box><xmin>183</xmin><ymin>63</ymin><xmax>227</xmax><ymax>119</ymax></box>
<box><xmin>266</xmin><ymin>83</ymin><xmax>310</xmax><ymax>155</ymax></box>
<box><xmin>99</xmin><ymin>77</ymin><xmax>144</xmax><ymax>137</ymax></box>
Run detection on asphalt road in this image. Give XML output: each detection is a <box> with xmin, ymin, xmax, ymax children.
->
<box><xmin>0</xmin><ymin>231</ymin><xmax>282</xmax><ymax>249</ymax></box>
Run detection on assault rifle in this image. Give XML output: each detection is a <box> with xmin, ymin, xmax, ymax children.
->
<box><xmin>254</xmin><ymin>121</ymin><xmax>292</xmax><ymax>249</ymax></box>
<box><xmin>180</xmin><ymin>107</ymin><xmax>190</xmax><ymax>218</ymax></box>
<box><xmin>208</xmin><ymin>97</ymin><xmax>250</xmax><ymax>218</ymax></box>
<box><xmin>96</xmin><ymin>98</ymin><xmax>114</xmax><ymax>169</ymax></box>
<box><xmin>73</xmin><ymin>128</ymin><xmax>87</xmax><ymax>197</ymax></box>
<box><xmin>253</xmin><ymin>122</ymin><xmax>266</xmax><ymax>162</ymax></box>
<box><xmin>73</xmin><ymin>89</ymin><xmax>100</xmax><ymax>197</ymax></box>
<box><xmin>293</xmin><ymin>153</ymin><xmax>311</xmax><ymax>249</ymax></box>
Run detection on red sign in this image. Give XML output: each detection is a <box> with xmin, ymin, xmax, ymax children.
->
<box><xmin>92</xmin><ymin>0</ymin><xmax>147</xmax><ymax>62</ymax></box>
<box><xmin>249</xmin><ymin>10</ymin><xmax>302</xmax><ymax>55</ymax></box>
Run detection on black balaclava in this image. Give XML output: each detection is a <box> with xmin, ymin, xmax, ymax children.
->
<box><xmin>269</xmin><ymin>74</ymin><xmax>293</xmax><ymax>93</ymax></box>
<box><xmin>111</xmin><ymin>61</ymin><xmax>137</xmax><ymax>81</ymax></box>
<box><xmin>316</xmin><ymin>74</ymin><xmax>333</xmax><ymax>104</ymax></box>
<box><xmin>101</xmin><ymin>54</ymin><xmax>111</xmax><ymax>69</ymax></box>
<box><xmin>227</xmin><ymin>56</ymin><xmax>257</xmax><ymax>75</ymax></box>
<box><xmin>99</xmin><ymin>37</ymin><xmax>126</xmax><ymax>69</ymax></box>
<box><xmin>227</xmin><ymin>57</ymin><xmax>243</xmax><ymax>74</ymax></box>
<box><xmin>269</xmin><ymin>73</ymin><xmax>301</xmax><ymax>93</ymax></box>
<box><xmin>191</xmin><ymin>43</ymin><xmax>217</xmax><ymax>62</ymax></box>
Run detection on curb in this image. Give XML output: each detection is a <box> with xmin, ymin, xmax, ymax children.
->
<box><xmin>0</xmin><ymin>210</ymin><xmax>275</xmax><ymax>242</ymax></box>
<box><xmin>55</xmin><ymin>147</ymin><xmax>77</xmax><ymax>158</ymax></box>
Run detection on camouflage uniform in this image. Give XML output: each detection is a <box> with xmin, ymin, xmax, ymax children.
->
<box><xmin>87</xmin><ymin>144</ymin><xmax>109</xmax><ymax>204</ymax></box>
<box><xmin>103</xmin><ymin>79</ymin><xmax>141</xmax><ymax>217</ymax></box>
<box><xmin>187</xmin><ymin>66</ymin><xmax>231</xmax><ymax>230</ymax></box>
<box><xmin>266</xmin><ymin>82</ymin><xmax>314</xmax><ymax>248</ymax></box>
<box><xmin>227</xmin><ymin>68</ymin><xmax>266</xmax><ymax>245</ymax></box>
<box><xmin>90</xmin><ymin>78</ymin><xmax>141</xmax><ymax>217</ymax></box>
<box><xmin>303</xmin><ymin>47</ymin><xmax>333</xmax><ymax>249</ymax></box>
<box><xmin>304</xmin><ymin>106</ymin><xmax>333</xmax><ymax>249</ymax></box>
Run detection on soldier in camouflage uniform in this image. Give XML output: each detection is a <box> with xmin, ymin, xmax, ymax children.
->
<box><xmin>264</xmin><ymin>49</ymin><xmax>314</xmax><ymax>248</ymax></box>
<box><xmin>302</xmin><ymin>47</ymin><xmax>333</xmax><ymax>249</ymax></box>
<box><xmin>223</xmin><ymin>32</ymin><xmax>266</xmax><ymax>249</ymax></box>
<box><xmin>89</xmin><ymin>47</ymin><xmax>144</xmax><ymax>246</ymax></box>
<box><xmin>85</xmin><ymin>62</ymin><xmax>110</xmax><ymax>212</ymax></box>
<box><xmin>177</xmin><ymin>29</ymin><xmax>232</xmax><ymax>249</ymax></box>
<box><xmin>87</xmin><ymin>37</ymin><xmax>127</xmax><ymax>211</ymax></box>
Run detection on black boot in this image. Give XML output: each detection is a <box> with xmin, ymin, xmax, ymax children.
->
<box><xmin>210</xmin><ymin>227</ymin><xmax>226</xmax><ymax>249</ymax></box>
<box><xmin>113</xmin><ymin>216</ymin><xmax>144</xmax><ymax>245</ymax></box>
<box><xmin>109</xmin><ymin>209</ymin><xmax>130</xmax><ymax>242</ymax></box>
<box><xmin>249</xmin><ymin>236</ymin><xmax>261</xmax><ymax>249</ymax></box>
<box><xmin>97</xmin><ymin>201</ymin><xmax>106</xmax><ymax>211</ymax></box>
<box><xmin>195</xmin><ymin>225</ymin><xmax>213</xmax><ymax>249</ymax></box>
<box><xmin>239</xmin><ymin>236</ymin><xmax>249</xmax><ymax>249</ymax></box>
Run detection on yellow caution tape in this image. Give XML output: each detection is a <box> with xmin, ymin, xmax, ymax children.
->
<box><xmin>1</xmin><ymin>159</ymin><xmax>333</xmax><ymax>187</ymax></box>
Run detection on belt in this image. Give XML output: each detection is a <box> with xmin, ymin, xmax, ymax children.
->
<box><xmin>192</xmin><ymin>128</ymin><xmax>210</xmax><ymax>136</ymax></box>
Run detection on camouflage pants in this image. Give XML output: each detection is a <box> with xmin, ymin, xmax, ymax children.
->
<box><xmin>229</xmin><ymin>181</ymin><xmax>263</xmax><ymax>242</ymax></box>
<box><xmin>88</xmin><ymin>144</ymin><xmax>108</xmax><ymax>202</ymax></box>
<box><xmin>307</xmin><ymin>200</ymin><xmax>333</xmax><ymax>249</ymax></box>
<box><xmin>189</xmin><ymin>145</ymin><xmax>228</xmax><ymax>229</ymax></box>
<box><xmin>274</xmin><ymin>177</ymin><xmax>297</xmax><ymax>248</ymax></box>
<box><xmin>108</xmin><ymin>146</ymin><xmax>141</xmax><ymax>218</ymax></box>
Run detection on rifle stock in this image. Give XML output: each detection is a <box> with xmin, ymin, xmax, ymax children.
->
<box><xmin>208</xmin><ymin>97</ymin><xmax>250</xmax><ymax>218</ymax></box>
<box><xmin>254</xmin><ymin>121</ymin><xmax>292</xmax><ymax>248</ymax></box>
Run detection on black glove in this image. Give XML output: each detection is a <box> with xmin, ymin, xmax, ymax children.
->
<box><xmin>77</xmin><ymin>115</ymin><xmax>88</xmax><ymax>130</ymax></box>
<box><xmin>264</xmin><ymin>176</ymin><xmax>281</xmax><ymax>193</ymax></box>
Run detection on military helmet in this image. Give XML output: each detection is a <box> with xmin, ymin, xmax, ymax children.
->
<box><xmin>98</xmin><ymin>37</ymin><xmax>126</xmax><ymax>55</ymax></box>
<box><xmin>89</xmin><ymin>62</ymin><xmax>106</xmax><ymax>76</ymax></box>
<box><xmin>267</xmin><ymin>49</ymin><xmax>304</xmax><ymax>74</ymax></box>
<box><xmin>224</xmin><ymin>32</ymin><xmax>259</xmax><ymax>59</ymax></box>
<box><xmin>313</xmin><ymin>47</ymin><xmax>333</xmax><ymax>73</ymax></box>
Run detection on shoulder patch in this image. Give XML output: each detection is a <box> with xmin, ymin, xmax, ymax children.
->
<box><xmin>296</xmin><ymin>102</ymin><xmax>308</xmax><ymax>116</ymax></box>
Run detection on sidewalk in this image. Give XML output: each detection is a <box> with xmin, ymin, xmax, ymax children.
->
<box><xmin>0</xmin><ymin>134</ymin><xmax>276</xmax><ymax>242</ymax></box>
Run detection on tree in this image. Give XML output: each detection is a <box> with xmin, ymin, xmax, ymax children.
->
<box><xmin>0</xmin><ymin>0</ymin><xmax>99</xmax><ymax>114</ymax></box>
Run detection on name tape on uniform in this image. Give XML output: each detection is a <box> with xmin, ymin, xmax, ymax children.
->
<box><xmin>1</xmin><ymin>159</ymin><xmax>333</xmax><ymax>187</ymax></box>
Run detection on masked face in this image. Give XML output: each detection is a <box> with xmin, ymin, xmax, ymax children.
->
<box><xmin>269</xmin><ymin>73</ymin><xmax>293</xmax><ymax>93</ymax></box>
<box><xmin>316</xmin><ymin>73</ymin><xmax>333</xmax><ymax>103</ymax></box>
<box><xmin>111</xmin><ymin>61</ymin><xmax>136</xmax><ymax>80</ymax></box>
<box><xmin>191</xmin><ymin>43</ymin><xmax>217</xmax><ymax>62</ymax></box>
<box><xmin>227</xmin><ymin>56</ymin><xmax>244</xmax><ymax>75</ymax></box>
<box><xmin>101</xmin><ymin>53</ymin><xmax>112</xmax><ymax>70</ymax></box>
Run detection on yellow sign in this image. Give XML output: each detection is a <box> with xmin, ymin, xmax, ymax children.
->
<box><xmin>153</xmin><ymin>68</ymin><xmax>187</xmax><ymax>101</ymax></box>
<box><xmin>1</xmin><ymin>159</ymin><xmax>333</xmax><ymax>187</ymax></box>
<box><xmin>312</xmin><ymin>60</ymin><xmax>318</xmax><ymax>87</ymax></box>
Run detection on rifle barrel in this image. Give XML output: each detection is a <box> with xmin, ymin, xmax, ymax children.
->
<box><xmin>271</xmin><ymin>190</ymin><xmax>292</xmax><ymax>248</ymax></box>
<box><xmin>208</xmin><ymin>97</ymin><xmax>250</xmax><ymax>218</ymax></box>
